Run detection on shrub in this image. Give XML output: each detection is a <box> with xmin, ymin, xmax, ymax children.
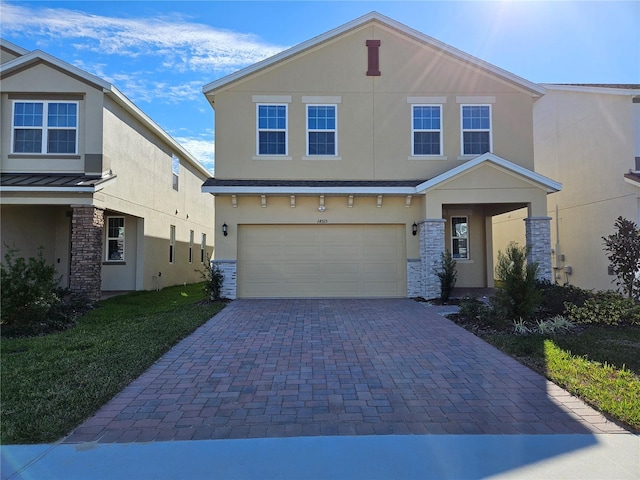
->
<box><xmin>536</xmin><ymin>279</ymin><xmax>591</xmax><ymax>318</ymax></box>
<box><xmin>492</xmin><ymin>242</ymin><xmax>542</xmax><ymax>322</ymax></box>
<box><xmin>565</xmin><ymin>291</ymin><xmax>640</xmax><ymax>326</ymax></box>
<box><xmin>198</xmin><ymin>256</ymin><xmax>224</xmax><ymax>301</ymax></box>
<box><xmin>602</xmin><ymin>216</ymin><xmax>640</xmax><ymax>299</ymax></box>
<box><xmin>434</xmin><ymin>250</ymin><xmax>457</xmax><ymax>302</ymax></box>
<box><xmin>1</xmin><ymin>246</ymin><xmax>80</xmax><ymax>337</ymax></box>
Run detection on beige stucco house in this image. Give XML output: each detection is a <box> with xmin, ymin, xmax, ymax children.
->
<box><xmin>202</xmin><ymin>12</ymin><xmax>561</xmax><ymax>300</ymax></box>
<box><xmin>1</xmin><ymin>39</ymin><xmax>215</xmax><ymax>302</ymax></box>
<box><xmin>494</xmin><ymin>84</ymin><xmax>640</xmax><ymax>292</ymax></box>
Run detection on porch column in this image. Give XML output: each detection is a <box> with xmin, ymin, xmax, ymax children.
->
<box><xmin>420</xmin><ymin>218</ymin><xmax>446</xmax><ymax>299</ymax></box>
<box><xmin>524</xmin><ymin>216</ymin><xmax>552</xmax><ymax>281</ymax></box>
<box><xmin>70</xmin><ymin>205</ymin><xmax>104</xmax><ymax>302</ymax></box>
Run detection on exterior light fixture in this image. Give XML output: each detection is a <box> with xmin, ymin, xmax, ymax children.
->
<box><xmin>222</xmin><ymin>223</ymin><xmax>228</xmax><ymax>236</ymax></box>
<box><xmin>412</xmin><ymin>222</ymin><xmax>418</xmax><ymax>236</ymax></box>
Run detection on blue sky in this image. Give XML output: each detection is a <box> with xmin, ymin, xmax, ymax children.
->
<box><xmin>2</xmin><ymin>1</ymin><xmax>638</xmax><ymax>172</ymax></box>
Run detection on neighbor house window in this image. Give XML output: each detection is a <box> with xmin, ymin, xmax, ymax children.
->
<box><xmin>306</xmin><ymin>105</ymin><xmax>337</xmax><ymax>155</ymax></box>
<box><xmin>189</xmin><ymin>230</ymin><xmax>194</xmax><ymax>264</ymax></box>
<box><xmin>200</xmin><ymin>233</ymin><xmax>206</xmax><ymax>263</ymax></box>
<box><xmin>257</xmin><ymin>104</ymin><xmax>287</xmax><ymax>155</ymax></box>
<box><xmin>461</xmin><ymin>105</ymin><xmax>491</xmax><ymax>155</ymax></box>
<box><xmin>12</xmin><ymin>101</ymin><xmax>78</xmax><ymax>154</ymax></box>
<box><xmin>106</xmin><ymin>217</ymin><xmax>125</xmax><ymax>261</ymax></box>
<box><xmin>172</xmin><ymin>155</ymin><xmax>179</xmax><ymax>191</ymax></box>
<box><xmin>169</xmin><ymin>225</ymin><xmax>176</xmax><ymax>264</ymax></box>
<box><xmin>412</xmin><ymin>105</ymin><xmax>442</xmax><ymax>156</ymax></box>
<box><xmin>451</xmin><ymin>216</ymin><xmax>469</xmax><ymax>260</ymax></box>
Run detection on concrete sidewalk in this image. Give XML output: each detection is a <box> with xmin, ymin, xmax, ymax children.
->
<box><xmin>2</xmin><ymin>434</ymin><xmax>639</xmax><ymax>479</ymax></box>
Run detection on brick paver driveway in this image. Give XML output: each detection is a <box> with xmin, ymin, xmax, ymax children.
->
<box><xmin>66</xmin><ymin>299</ymin><xmax>627</xmax><ymax>443</ymax></box>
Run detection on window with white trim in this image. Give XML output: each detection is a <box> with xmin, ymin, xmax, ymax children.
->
<box><xmin>12</xmin><ymin>101</ymin><xmax>78</xmax><ymax>154</ymax></box>
<box><xmin>306</xmin><ymin>105</ymin><xmax>337</xmax><ymax>155</ymax></box>
<box><xmin>257</xmin><ymin>104</ymin><xmax>287</xmax><ymax>155</ymax></box>
<box><xmin>106</xmin><ymin>217</ymin><xmax>125</xmax><ymax>261</ymax></box>
<box><xmin>172</xmin><ymin>155</ymin><xmax>179</xmax><ymax>191</ymax></box>
<box><xmin>189</xmin><ymin>230</ymin><xmax>194</xmax><ymax>264</ymax></box>
<box><xmin>169</xmin><ymin>225</ymin><xmax>176</xmax><ymax>264</ymax></box>
<box><xmin>451</xmin><ymin>217</ymin><xmax>469</xmax><ymax>259</ymax></box>
<box><xmin>412</xmin><ymin>105</ymin><xmax>442</xmax><ymax>156</ymax></box>
<box><xmin>200</xmin><ymin>233</ymin><xmax>206</xmax><ymax>263</ymax></box>
<box><xmin>461</xmin><ymin>105</ymin><xmax>491</xmax><ymax>155</ymax></box>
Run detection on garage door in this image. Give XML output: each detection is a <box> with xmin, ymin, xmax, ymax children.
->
<box><xmin>238</xmin><ymin>224</ymin><xmax>406</xmax><ymax>298</ymax></box>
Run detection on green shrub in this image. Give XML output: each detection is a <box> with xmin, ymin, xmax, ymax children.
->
<box><xmin>492</xmin><ymin>242</ymin><xmax>542</xmax><ymax>322</ymax></box>
<box><xmin>198</xmin><ymin>256</ymin><xmax>224</xmax><ymax>301</ymax></box>
<box><xmin>536</xmin><ymin>279</ymin><xmax>591</xmax><ymax>318</ymax></box>
<box><xmin>434</xmin><ymin>250</ymin><xmax>457</xmax><ymax>302</ymax></box>
<box><xmin>1</xmin><ymin>247</ymin><xmax>80</xmax><ymax>337</ymax></box>
<box><xmin>602</xmin><ymin>216</ymin><xmax>640</xmax><ymax>299</ymax></box>
<box><xmin>565</xmin><ymin>291</ymin><xmax>640</xmax><ymax>326</ymax></box>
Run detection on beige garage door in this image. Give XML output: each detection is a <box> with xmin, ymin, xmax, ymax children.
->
<box><xmin>238</xmin><ymin>224</ymin><xmax>406</xmax><ymax>298</ymax></box>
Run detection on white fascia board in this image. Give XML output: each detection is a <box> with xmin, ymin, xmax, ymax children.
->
<box><xmin>0</xmin><ymin>39</ymin><xmax>30</xmax><ymax>56</ymax></box>
<box><xmin>415</xmin><ymin>153</ymin><xmax>562</xmax><ymax>193</ymax></box>
<box><xmin>624</xmin><ymin>176</ymin><xmax>640</xmax><ymax>188</ymax></box>
<box><xmin>203</xmin><ymin>12</ymin><xmax>545</xmax><ymax>97</ymax></box>
<box><xmin>202</xmin><ymin>185</ymin><xmax>418</xmax><ymax>195</ymax></box>
<box><xmin>541</xmin><ymin>84</ymin><xmax>640</xmax><ymax>96</ymax></box>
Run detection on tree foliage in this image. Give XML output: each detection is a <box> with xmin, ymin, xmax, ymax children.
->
<box><xmin>435</xmin><ymin>250</ymin><xmax>457</xmax><ymax>302</ymax></box>
<box><xmin>603</xmin><ymin>216</ymin><xmax>640</xmax><ymax>299</ymax></box>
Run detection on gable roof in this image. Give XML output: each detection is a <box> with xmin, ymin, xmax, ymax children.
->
<box><xmin>202</xmin><ymin>11</ymin><xmax>545</xmax><ymax>98</ymax></box>
<box><xmin>0</xmin><ymin>42</ymin><xmax>211</xmax><ymax>178</ymax></box>
<box><xmin>0</xmin><ymin>38</ymin><xmax>29</xmax><ymax>58</ymax></box>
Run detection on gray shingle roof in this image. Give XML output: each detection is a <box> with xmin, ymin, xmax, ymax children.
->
<box><xmin>1</xmin><ymin>173</ymin><xmax>116</xmax><ymax>190</ymax></box>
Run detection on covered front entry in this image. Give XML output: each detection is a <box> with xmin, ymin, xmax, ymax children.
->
<box><xmin>237</xmin><ymin>224</ymin><xmax>406</xmax><ymax>298</ymax></box>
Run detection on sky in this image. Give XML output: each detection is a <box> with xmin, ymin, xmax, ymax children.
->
<box><xmin>1</xmin><ymin>1</ymin><xmax>638</xmax><ymax>173</ymax></box>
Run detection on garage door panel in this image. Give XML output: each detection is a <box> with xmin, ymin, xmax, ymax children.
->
<box><xmin>238</xmin><ymin>224</ymin><xmax>405</xmax><ymax>298</ymax></box>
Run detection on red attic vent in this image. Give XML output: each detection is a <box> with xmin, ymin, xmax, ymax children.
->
<box><xmin>366</xmin><ymin>40</ymin><xmax>381</xmax><ymax>76</ymax></box>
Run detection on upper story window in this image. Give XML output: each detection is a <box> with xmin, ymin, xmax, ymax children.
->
<box><xmin>172</xmin><ymin>154</ymin><xmax>180</xmax><ymax>191</ymax></box>
<box><xmin>412</xmin><ymin>105</ymin><xmax>442</xmax><ymax>156</ymax></box>
<box><xmin>12</xmin><ymin>101</ymin><xmax>78</xmax><ymax>154</ymax></box>
<box><xmin>257</xmin><ymin>104</ymin><xmax>287</xmax><ymax>155</ymax></box>
<box><xmin>307</xmin><ymin>105</ymin><xmax>337</xmax><ymax>156</ymax></box>
<box><xmin>461</xmin><ymin>105</ymin><xmax>491</xmax><ymax>155</ymax></box>
<box><xmin>451</xmin><ymin>216</ymin><xmax>469</xmax><ymax>260</ymax></box>
<box><xmin>106</xmin><ymin>217</ymin><xmax>125</xmax><ymax>262</ymax></box>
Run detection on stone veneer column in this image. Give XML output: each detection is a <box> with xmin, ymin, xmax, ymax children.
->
<box><xmin>419</xmin><ymin>219</ymin><xmax>446</xmax><ymax>300</ymax></box>
<box><xmin>213</xmin><ymin>260</ymin><xmax>237</xmax><ymax>300</ymax></box>
<box><xmin>524</xmin><ymin>216</ymin><xmax>552</xmax><ymax>281</ymax></box>
<box><xmin>70</xmin><ymin>206</ymin><xmax>104</xmax><ymax>303</ymax></box>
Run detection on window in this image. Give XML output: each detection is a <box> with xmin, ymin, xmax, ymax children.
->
<box><xmin>12</xmin><ymin>101</ymin><xmax>78</xmax><ymax>154</ymax></box>
<box><xmin>412</xmin><ymin>105</ymin><xmax>442</xmax><ymax>156</ymax></box>
<box><xmin>200</xmin><ymin>233</ymin><xmax>206</xmax><ymax>263</ymax></box>
<box><xmin>189</xmin><ymin>230</ymin><xmax>194</xmax><ymax>264</ymax></box>
<box><xmin>172</xmin><ymin>155</ymin><xmax>179</xmax><ymax>191</ymax></box>
<box><xmin>169</xmin><ymin>225</ymin><xmax>176</xmax><ymax>264</ymax></box>
<box><xmin>106</xmin><ymin>217</ymin><xmax>125</xmax><ymax>261</ymax></box>
<box><xmin>451</xmin><ymin>217</ymin><xmax>469</xmax><ymax>260</ymax></box>
<box><xmin>257</xmin><ymin>104</ymin><xmax>287</xmax><ymax>155</ymax></box>
<box><xmin>461</xmin><ymin>105</ymin><xmax>491</xmax><ymax>155</ymax></box>
<box><xmin>307</xmin><ymin>105</ymin><xmax>336</xmax><ymax>156</ymax></box>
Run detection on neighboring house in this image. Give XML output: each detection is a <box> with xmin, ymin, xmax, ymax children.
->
<box><xmin>493</xmin><ymin>84</ymin><xmax>640</xmax><ymax>292</ymax></box>
<box><xmin>201</xmin><ymin>12</ymin><xmax>560</xmax><ymax>300</ymax></box>
<box><xmin>1</xmin><ymin>39</ymin><xmax>215</xmax><ymax>302</ymax></box>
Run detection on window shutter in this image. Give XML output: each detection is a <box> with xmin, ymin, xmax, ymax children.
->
<box><xmin>366</xmin><ymin>40</ymin><xmax>381</xmax><ymax>76</ymax></box>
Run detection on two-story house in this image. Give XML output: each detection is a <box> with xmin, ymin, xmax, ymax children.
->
<box><xmin>1</xmin><ymin>39</ymin><xmax>215</xmax><ymax>302</ymax></box>
<box><xmin>202</xmin><ymin>12</ymin><xmax>561</xmax><ymax>300</ymax></box>
<box><xmin>494</xmin><ymin>84</ymin><xmax>640</xmax><ymax>292</ymax></box>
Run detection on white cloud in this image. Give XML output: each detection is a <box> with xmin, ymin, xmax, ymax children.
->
<box><xmin>175</xmin><ymin>135</ymin><xmax>215</xmax><ymax>174</ymax></box>
<box><xmin>1</xmin><ymin>3</ymin><xmax>285</xmax><ymax>73</ymax></box>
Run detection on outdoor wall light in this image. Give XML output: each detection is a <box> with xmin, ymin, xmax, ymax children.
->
<box><xmin>412</xmin><ymin>222</ymin><xmax>418</xmax><ymax>236</ymax></box>
<box><xmin>222</xmin><ymin>223</ymin><xmax>228</xmax><ymax>236</ymax></box>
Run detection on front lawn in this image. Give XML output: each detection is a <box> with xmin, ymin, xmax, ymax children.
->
<box><xmin>1</xmin><ymin>283</ymin><xmax>225</xmax><ymax>445</ymax></box>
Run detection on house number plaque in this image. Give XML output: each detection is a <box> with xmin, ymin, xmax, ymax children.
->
<box><xmin>317</xmin><ymin>219</ymin><xmax>328</xmax><ymax>224</ymax></box>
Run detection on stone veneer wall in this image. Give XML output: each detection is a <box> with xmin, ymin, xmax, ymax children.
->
<box><xmin>419</xmin><ymin>219</ymin><xmax>446</xmax><ymax>300</ymax></box>
<box><xmin>406</xmin><ymin>259</ymin><xmax>422</xmax><ymax>297</ymax></box>
<box><xmin>524</xmin><ymin>216</ymin><xmax>552</xmax><ymax>281</ymax></box>
<box><xmin>69</xmin><ymin>206</ymin><xmax>104</xmax><ymax>302</ymax></box>
<box><xmin>213</xmin><ymin>260</ymin><xmax>237</xmax><ymax>300</ymax></box>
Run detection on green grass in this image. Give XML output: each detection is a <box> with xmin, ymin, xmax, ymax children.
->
<box><xmin>484</xmin><ymin>326</ymin><xmax>640</xmax><ymax>431</ymax></box>
<box><xmin>1</xmin><ymin>283</ymin><xmax>225</xmax><ymax>445</ymax></box>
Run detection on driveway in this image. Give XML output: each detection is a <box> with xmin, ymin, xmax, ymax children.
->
<box><xmin>65</xmin><ymin>299</ymin><xmax>627</xmax><ymax>443</ymax></box>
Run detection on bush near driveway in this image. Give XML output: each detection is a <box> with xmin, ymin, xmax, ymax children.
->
<box><xmin>1</xmin><ymin>283</ymin><xmax>225</xmax><ymax>445</ymax></box>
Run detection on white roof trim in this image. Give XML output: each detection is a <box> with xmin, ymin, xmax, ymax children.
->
<box><xmin>541</xmin><ymin>84</ymin><xmax>640</xmax><ymax>96</ymax></box>
<box><xmin>1</xmin><ymin>38</ymin><xmax>30</xmax><ymax>57</ymax></box>
<box><xmin>1</xmin><ymin>49</ymin><xmax>212</xmax><ymax>178</ymax></box>
<box><xmin>415</xmin><ymin>152</ymin><xmax>562</xmax><ymax>193</ymax></box>
<box><xmin>201</xmin><ymin>185</ymin><xmax>417</xmax><ymax>195</ymax></box>
<box><xmin>203</xmin><ymin>12</ymin><xmax>545</xmax><ymax>97</ymax></box>
<box><xmin>624</xmin><ymin>176</ymin><xmax>640</xmax><ymax>188</ymax></box>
